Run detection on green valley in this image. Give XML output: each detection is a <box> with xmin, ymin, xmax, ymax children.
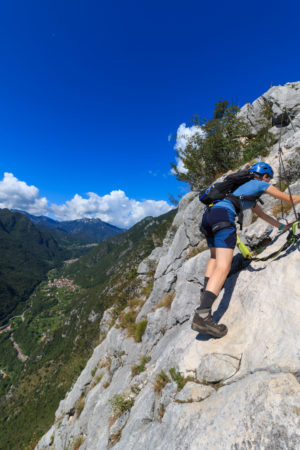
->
<box><xmin>0</xmin><ymin>209</ymin><xmax>175</xmax><ymax>449</ymax></box>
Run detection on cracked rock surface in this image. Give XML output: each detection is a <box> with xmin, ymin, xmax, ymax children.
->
<box><xmin>37</xmin><ymin>82</ymin><xmax>300</xmax><ymax>449</ymax></box>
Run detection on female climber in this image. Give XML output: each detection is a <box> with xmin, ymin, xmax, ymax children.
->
<box><xmin>192</xmin><ymin>162</ymin><xmax>300</xmax><ymax>338</ymax></box>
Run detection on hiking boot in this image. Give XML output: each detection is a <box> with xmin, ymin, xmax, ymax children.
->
<box><xmin>191</xmin><ymin>308</ymin><xmax>228</xmax><ymax>338</ymax></box>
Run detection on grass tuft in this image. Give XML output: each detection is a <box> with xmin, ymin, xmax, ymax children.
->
<box><xmin>169</xmin><ymin>368</ymin><xmax>185</xmax><ymax>391</ymax></box>
<box><xmin>75</xmin><ymin>396</ymin><xmax>85</xmax><ymax>417</ymax></box>
<box><xmin>135</xmin><ymin>320</ymin><xmax>148</xmax><ymax>342</ymax></box>
<box><xmin>156</xmin><ymin>292</ymin><xmax>176</xmax><ymax>310</ymax></box>
<box><xmin>131</xmin><ymin>355</ymin><xmax>151</xmax><ymax>377</ymax></box>
<box><xmin>110</xmin><ymin>393</ymin><xmax>134</xmax><ymax>419</ymax></box>
<box><xmin>72</xmin><ymin>435</ymin><xmax>86</xmax><ymax>450</ymax></box>
<box><xmin>153</xmin><ymin>371</ymin><xmax>170</xmax><ymax>394</ymax></box>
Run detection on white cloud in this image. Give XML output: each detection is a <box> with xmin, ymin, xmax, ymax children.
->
<box><xmin>51</xmin><ymin>190</ymin><xmax>172</xmax><ymax>228</ymax></box>
<box><xmin>0</xmin><ymin>172</ymin><xmax>48</xmax><ymax>215</ymax></box>
<box><xmin>0</xmin><ymin>172</ymin><xmax>173</xmax><ymax>229</ymax></box>
<box><xmin>172</xmin><ymin>123</ymin><xmax>205</xmax><ymax>174</ymax></box>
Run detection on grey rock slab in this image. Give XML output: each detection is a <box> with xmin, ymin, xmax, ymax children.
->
<box><xmin>154</xmin><ymin>224</ymin><xmax>189</xmax><ymax>279</ymax></box>
<box><xmin>109</xmin><ymin>410</ymin><xmax>130</xmax><ymax>436</ymax></box>
<box><xmin>99</xmin><ymin>306</ymin><xmax>115</xmax><ymax>339</ymax></box>
<box><xmin>175</xmin><ymin>381</ymin><xmax>215</xmax><ymax>402</ymax></box>
<box><xmin>196</xmin><ymin>353</ymin><xmax>240</xmax><ymax>383</ymax></box>
<box><xmin>137</xmin><ymin>271</ymin><xmax>177</xmax><ymax>319</ymax></box>
<box><xmin>54</xmin><ymin>339</ymin><xmax>108</xmax><ymax>419</ymax></box>
<box><xmin>137</xmin><ymin>246</ymin><xmax>165</xmax><ymax>275</ymax></box>
<box><xmin>105</xmin><ymin>326</ymin><xmax>140</xmax><ymax>361</ymax></box>
<box><xmin>239</xmin><ymin>82</ymin><xmax>300</xmax><ymax>136</ymax></box>
<box><xmin>141</xmin><ymin>307</ymin><xmax>168</xmax><ymax>353</ymax></box>
<box><xmin>115</xmin><ymin>371</ymin><xmax>300</xmax><ymax>450</ymax></box>
<box><xmin>153</xmin><ymin>381</ymin><xmax>178</xmax><ymax>420</ymax></box>
<box><xmin>242</xmin><ymin>219</ymin><xmax>273</xmax><ymax>248</ymax></box>
<box><xmin>167</xmin><ymin>281</ymin><xmax>199</xmax><ymax>328</ymax></box>
<box><xmin>166</xmin><ymin>250</ymin><xmax>210</xmax><ymax>328</ymax></box>
<box><xmin>172</xmin><ymin>191</ymin><xmax>199</xmax><ymax>230</ymax></box>
<box><xmin>112</xmin><ymin>384</ymin><xmax>156</xmax><ymax>449</ymax></box>
<box><xmin>177</xmin><ymin>248</ymin><xmax>210</xmax><ymax>285</ymax></box>
<box><xmin>182</xmin><ymin>195</ymin><xmax>205</xmax><ymax>247</ymax></box>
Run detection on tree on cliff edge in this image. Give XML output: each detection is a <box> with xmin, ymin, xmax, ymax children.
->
<box><xmin>171</xmin><ymin>100</ymin><xmax>274</xmax><ymax>189</ymax></box>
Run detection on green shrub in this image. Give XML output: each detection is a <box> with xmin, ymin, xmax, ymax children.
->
<box><xmin>118</xmin><ymin>310</ymin><xmax>137</xmax><ymax>337</ymax></box>
<box><xmin>169</xmin><ymin>368</ymin><xmax>185</xmax><ymax>391</ymax></box>
<box><xmin>110</xmin><ymin>393</ymin><xmax>134</xmax><ymax>419</ymax></box>
<box><xmin>135</xmin><ymin>320</ymin><xmax>147</xmax><ymax>342</ymax></box>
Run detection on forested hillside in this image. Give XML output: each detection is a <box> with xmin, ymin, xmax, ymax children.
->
<box><xmin>0</xmin><ymin>209</ymin><xmax>175</xmax><ymax>449</ymax></box>
<box><xmin>0</xmin><ymin>209</ymin><xmax>96</xmax><ymax>326</ymax></box>
<box><xmin>0</xmin><ymin>209</ymin><xmax>63</xmax><ymax>325</ymax></box>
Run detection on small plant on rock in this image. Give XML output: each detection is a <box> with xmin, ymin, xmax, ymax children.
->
<box><xmin>109</xmin><ymin>431</ymin><xmax>122</xmax><ymax>446</ymax></box>
<box><xmin>75</xmin><ymin>395</ymin><xmax>85</xmax><ymax>417</ymax></box>
<box><xmin>157</xmin><ymin>404</ymin><xmax>166</xmax><ymax>421</ymax></box>
<box><xmin>157</xmin><ymin>291</ymin><xmax>176</xmax><ymax>309</ymax></box>
<box><xmin>141</xmin><ymin>280</ymin><xmax>154</xmax><ymax>299</ymax></box>
<box><xmin>131</xmin><ymin>355</ymin><xmax>151</xmax><ymax>377</ymax></box>
<box><xmin>187</xmin><ymin>244</ymin><xmax>208</xmax><ymax>260</ymax></box>
<box><xmin>72</xmin><ymin>435</ymin><xmax>86</xmax><ymax>450</ymax></box>
<box><xmin>153</xmin><ymin>371</ymin><xmax>170</xmax><ymax>394</ymax></box>
<box><xmin>110</xmin><ymin>393</ymin><xmax>134</xmax><ymax>420</ymax></box>
<box><xmin>169</xmin><ymin>368</ymin><xmax>185</xmax><ymax>391</ymax></box>
<box><xmin>89</xmin><ymin>373</ymin><xmax>104</xmax><ymax>390</ymax></box>
<box><xmin>135</xmin><ymin>319</ymin><xmax>148</xmax><ymax>342</ymax></box>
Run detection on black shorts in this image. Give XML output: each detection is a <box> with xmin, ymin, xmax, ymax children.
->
<box><xmin>200</xmin><ymin>207</ymin><xmax>237</xmax><ymax>249</ymax></box>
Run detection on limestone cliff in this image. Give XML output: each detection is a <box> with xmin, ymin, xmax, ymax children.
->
<box><xmin>37</xmin><ymin>82</ymin><xmax>300</xmax><ymax>450</ymax></box>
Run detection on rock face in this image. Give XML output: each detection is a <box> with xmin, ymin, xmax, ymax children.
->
<box><xmin>36</xmin><ymin>82</ymin><xmax>300</xmax><ymax>450</ymax></box>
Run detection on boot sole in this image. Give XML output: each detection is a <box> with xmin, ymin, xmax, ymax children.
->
<box><xmin>191</xmin><ymin>321</ymin><xmax>227</xmax><ymax>338</ymax></box>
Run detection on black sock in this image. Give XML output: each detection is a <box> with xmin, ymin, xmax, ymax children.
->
<box><xmin>198</xmin><ymin>290</ymin><xmax>217</xmax><ymax>310</ymax></box>
<box><xmin>203</xmin><ymin>276</ymin><xmax>209</xmax><ymax>290</ymax></box>
<box><xmin>200</xmin><ymin>276</ymin><xmax>209</xmax><ymax>303</ymax></box>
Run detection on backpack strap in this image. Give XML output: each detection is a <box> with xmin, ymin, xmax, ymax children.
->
<box><xmin>225</xmin><ymin>194</ymin><xmax>264</xmax><ymax>230</ymax></box>
<box><xmin>211</xmin><ymin>221</ymin><xmax>236</xmax><ymax>233</ymax></box>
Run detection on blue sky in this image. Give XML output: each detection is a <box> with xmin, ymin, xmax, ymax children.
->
<box><xmin>0</xmin><ymin>0</ymin><xmax>300</xmax><ymax>227</ymax></box>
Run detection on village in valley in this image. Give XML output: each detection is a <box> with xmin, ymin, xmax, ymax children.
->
<box><xmin>0</xmin><ymin>270</ymin><xmax>80</xmax><ymax>384</ymax></box>
<box><xmin>47</xmin><ymin>276</ymin><xmax>78</xmax><ymax>292</ymax></box>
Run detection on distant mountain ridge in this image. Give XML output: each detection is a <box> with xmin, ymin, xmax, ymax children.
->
<box><xmin>12</xmin><ymin>210</ymin><xmax>124</xmax><ymax>242</ymax></box>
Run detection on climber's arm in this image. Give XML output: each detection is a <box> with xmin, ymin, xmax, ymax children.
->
<box><xmin>265</xmin><ymin>185</ymin><xmax>300</xmax><ymax>204</ymax></box>
<box><xmin>252</xmin><ymin>204</ymin><xmax>283</xmax><ymax>228</ymax></box>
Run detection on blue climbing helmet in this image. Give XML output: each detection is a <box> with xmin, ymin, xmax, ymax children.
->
<box><xmin>249</xmin><ymin>162</ymin><xmax>274</xmax><ymax>179</ymax></box>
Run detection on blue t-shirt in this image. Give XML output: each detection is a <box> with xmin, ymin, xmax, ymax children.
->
<box><xmin>212</xmin><ymin>179</ymin><xmax>270</xmax><ymax>216</ymax></box>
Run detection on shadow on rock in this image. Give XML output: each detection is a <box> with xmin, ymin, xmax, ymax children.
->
<box><xmin>195</xmin><ymin>332</ymin><xmax>218</xmax><ymax>342</ymax></box>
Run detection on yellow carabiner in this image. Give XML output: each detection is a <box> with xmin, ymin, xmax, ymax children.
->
<box><xmin>236</xmin><ymin>235</ymin><xmax>252</xmax><ymax>259</ymax></box>
<box><xmin>292</xmin><ymin>221</ymin><xmax>299</xmax><ymax>235</ymax></box>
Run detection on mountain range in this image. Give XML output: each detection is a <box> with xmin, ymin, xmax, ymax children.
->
<box><xmin>13</xmin><ymin>210</ymin><xmax>124</xmax><ymax>242</ymax></box>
